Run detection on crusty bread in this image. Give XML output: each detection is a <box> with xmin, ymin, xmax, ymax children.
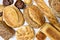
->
<box><xmin>3</xmin><ymin>6</ymin><xmax>24</xmax><ymax>28</ymax></box>
<box><xmin>41</xmin><ymin>23</ymin><xmax>60</xmax><ymax>40</ymax></box>
<box><xmin>16</xmin><ymin>25</ymin><xmax>34</xmax><ymax>40</ymax></box>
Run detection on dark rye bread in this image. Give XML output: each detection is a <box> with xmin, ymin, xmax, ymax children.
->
<box><xmin>0</xmin><ymin>21</ymin><xmax>15</xmax><ymax>40</ymax></box>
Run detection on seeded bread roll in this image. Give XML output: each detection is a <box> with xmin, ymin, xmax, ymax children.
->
<box><xmin>0</xmin><ymin>21</ymin><xmax>15</xmax><ymax>40</ymax></box>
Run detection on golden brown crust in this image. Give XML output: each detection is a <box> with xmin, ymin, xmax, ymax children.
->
<box><xmin>3</xmin><ymin>6</ymin><xmax>18</xmax><ymax>27</ymax></box>
<box><xmin>3</xmin><ymin>6</ymin><xmax>24</xmax><ymax>28</ymax></box>
<box><xmin>16</xmin><ymin>25</ymin><xmax>35</xmax><ymax>40</ymax></box>
<box><xmin>41</xmin><ymin>23</ymin><xmax>60</xmax><ymax>40</ymax></box>
<box><xmin>23</xmin><ymin>5</ymin><xmax>45</xmax><ymax>28</ymax></box>
<box><xmin>36</xmin><ymin>31</ymin><xmax>46</xmax><ymax>40</ymax></box>
<box><xmin>34</xmin><ymin>0</ymin><xmax>60</xmax><ymax>31</ymax></box>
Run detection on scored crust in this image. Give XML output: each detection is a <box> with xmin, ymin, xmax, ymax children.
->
<box><xmin>3</xmin><ymin>6</ymin><xmax>24</xmax><ymax>28</ymax></box>
<box><xmin>3</xmin><ymin>6</ymin><xmax>18</xmax><ymax>27</ymax></box>
<box><xmin>16</xmin><ymin>25</ymin><xmax>35</xmax><ymax>40</ymax></box>
<box><xmin>23</xmin><ymin>5</ymin><xmax>45</xmax><ymax>28</ymax></box>
<box><xmin>11</xmin><ymin>6</ymin><xmax>24</xmax><ymax>27</ymax></box>
<box><xmin>36</xmin><ymin>31</ymin><xmax>46</xmax><ymax>40</ymax></box>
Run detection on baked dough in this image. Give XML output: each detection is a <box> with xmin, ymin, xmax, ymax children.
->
<box><xmin>16</xmin><ymin>25</ymin><xmax>35</xmax><ymax>40</ymax></box>
<box><xmin>3</xmin><ymin>6</ymin><xmax>24</xmax><ymax>28</ymax></box>
<box><xmin>41</xmin><ymin>23</ymin><xmax>60</xmax><ymax>40</ymax></box>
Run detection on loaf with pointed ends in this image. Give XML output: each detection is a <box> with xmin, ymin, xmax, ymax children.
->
<box><xmin>23</xmin><ymin>5</ymin><xmax>45</xmax><ymax>28</ymax></box>
<box><xmin>0</xmin><ymin>21</ymin><xmax>15</xmax><ymax>40</ymax></box>
<box><xmin>36</xmin><ymin>31</ymin><xmax>46</xmax><ymax>40</ymax></box>
<box><xmin>41</xmin><ymin>23</ymin><xmax>60</xmax><ymax>40</ymax></box>
<box><xmin>34</xmin><ymin>0</ymin><xmax>60</xmax><ymax>31</ymax></box>
<box><xmin>16</xmin><ymin>25</ymin><xmax>35</xmax><ymax>40</ymax></box>
<box><xmin>3</xmin><ymin>6</ymin><xmax>24</xmax><ymax>28</ymax></box>
<box><xmin>49</xmin><ymin>0</ymin><xmax>60</xmax><ymax>17</ymax></box>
